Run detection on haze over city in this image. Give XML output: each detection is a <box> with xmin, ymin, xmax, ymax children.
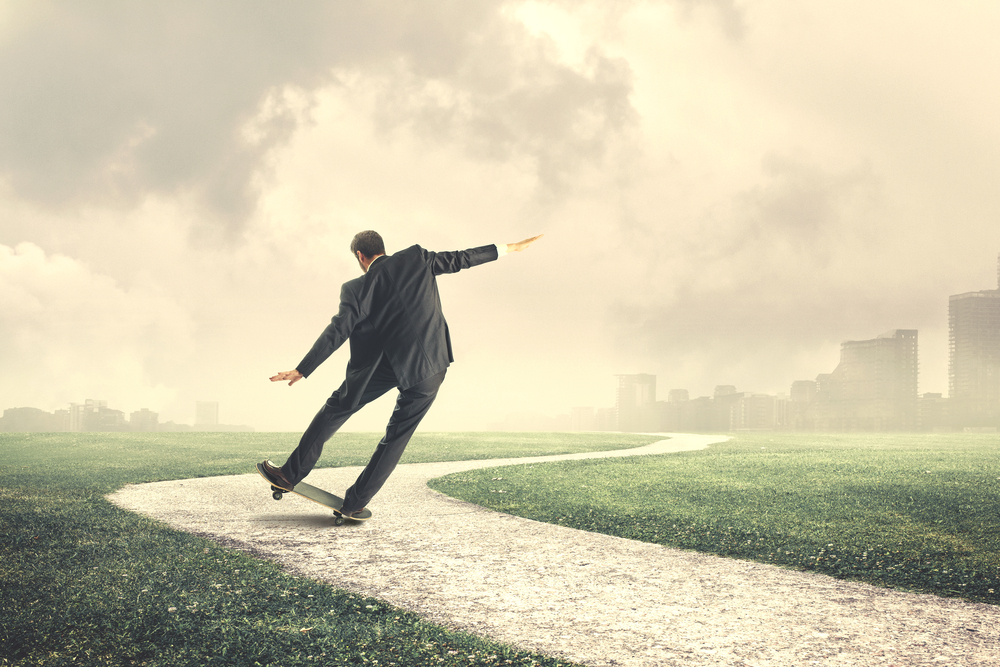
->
<box><xmin>2</xmin><ymin>1</ymin><xmax>998</xmax><ymax>431</ymax></box>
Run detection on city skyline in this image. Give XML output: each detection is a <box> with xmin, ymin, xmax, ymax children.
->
<box><xmin>0</xmin><ymin>398</ymin><xmax>252</xmax><ymax>433</ymax></box>
<box><xmin>2</xmin><ymin>3</ymin><xmax>999</xmax><ymax>430</ymax></box>
<box><xmin>7</xmin><ymin>257</ymin><xmax>997</xmax><ymax>433</ymax></box>
<box><xmin>3</xmin><ymin>251</ymin><xmax>998</xmax><ymax>432</ymax></box>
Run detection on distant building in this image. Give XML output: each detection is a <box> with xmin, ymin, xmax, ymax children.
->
<box><xmin>814</xmin><ymin>330</ymin><xmax>919</xmax><ymax>430</ymax></box>
<box><xmin>53</xmin><ymin>409</ymin><xmax>70</xmax><ymax>431</ymax></box>
<box><xmin>66</xmin><ymin>399</ymin><xmax>127</xmax><ymax>432</ymax></box>
<box><xmin>814</xmin><ymin>373</ymin><xmax>835</xmax><ymax>402</ymax></box>
<box><xmin>948</xmin><ymin>255</ymin><xmax>1000</xmax><ymax>427</ymax></box>
<box><xmin>158</xmin><ymin>421</ymin><xmax>194</xmax><ymax>432</ymax></box>
<box><xmin>69</xmin><ymin>399</ymin><xmax>101</xmax><ymax>431</ymax></box>
<box><xmin>594</xmin><ymin>407</ymin><xmax>617</xmax><ymax>431</ymax></box>
<box><xmin>790</xmin><ymin>380</ymin><xmax>817</xmax><ymax>403</ymax></box>
<box><xmin>678</xmin><ymin>396</ymin><xmax>714</xmax><ymax>432</ymax></box>
<box><xmin>787</xmin><ymin>380</ymin><xmax>818</xmax><ymax>429</ymax></box>
<box><xmin>667</xmin><ymin>389</ymin><xmax>689</xmax><ymax>403</ymax></box>
<box><xmin>130</xmin><ymin>408</ymin><xmax>159</xmax><ymax>432</ymax></box>
<box><xmin>712</xmin><ymin>388</ymin><xmax>744</xmax><ymax>430</ymax></box>
<box><xmin>714</xmin><ymin>385</ymin><xmax>737</xmax><ymax>398</ymax></box>
<box><xmin>0</xmin><ymin>407</ymin><xmax>63</xmax><ymax>432</ymax></box>
<box><xmin>189</xmin><ymin>401</ymin><xmax>254</xmax><ymax>432</ymax></box>
<box><xmin>657</xmin><ymin>391</ymin><xmax>735</xmax><ymax>432</ymax></box>
<box><xmin>0</xmin><ymin>399</ymin><xmax>251</xmax><ymax>432</ymax></box>
<box><xmin>615</xmin><ymin>374</ymin><xmax>657</xmax><ymax>431</ymax></box>
<box><xmin>918</xmin><ymin>393</ymin><xmax>949</xmax><ymax>431</ymax></box>
<box><xmin>729</xmin><ymin>393</ymin><xmax>787</xmax><ymax>431</ymax></box>
<box><xmin>195</xmin><ymin>401</ymin><xmax>219</xmax><ymax>426</ymax></box>
<box><xmin>569</xmin><ymin>407</ymin><xmax>596</xmax><ymax>431</ymax></box>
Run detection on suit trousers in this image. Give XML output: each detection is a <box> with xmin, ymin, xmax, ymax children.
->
<box><xmin>281</xmin><ymin>358</ymin><xmax>446</xmax><ymax>513</ymax></box>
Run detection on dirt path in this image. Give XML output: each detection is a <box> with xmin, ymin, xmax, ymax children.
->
<box><xmin>107</xmin><ymin>433</ymin><xmax>1000</xmax><ymax>666</ymax></box>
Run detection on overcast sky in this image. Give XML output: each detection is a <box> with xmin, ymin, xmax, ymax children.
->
<box><xmin>2</xmin><ymin>1</ymin><xmax>998</xmax><ymax>431</ymax></box>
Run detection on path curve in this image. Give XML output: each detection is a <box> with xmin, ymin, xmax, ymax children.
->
<box><xmin>108</xmin><ymin>433</ymin><xmax>1000</xmax><ymax>666</ymax></box>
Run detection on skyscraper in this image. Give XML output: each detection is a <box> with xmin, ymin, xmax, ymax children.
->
<box><xmin>615</xmin><ymin>374</ymin><xmax>656</xmax><ymax>431</ymax></box>
<box><xmin>827</xmin><ymin>329</ymin><xmax>919</xmax><ymax>430</ymax></box>
<box><xmin>948</xmin><ymin>254</ymin><xmax>1000</xmax><ymax>427</ymax></box>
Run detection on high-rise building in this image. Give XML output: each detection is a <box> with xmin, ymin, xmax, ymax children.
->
<box><xmin>826</xmin><ymin>329</ymin><xmax>919</xmax><ymax>430</ymax></box>
<box><xmin>787</xmin><ymin>380</ymin><xmax>818</xmax><ymax>429</ymax></box>
<box><xmin>948</xmin><ymin>254</ymin><xmax>1000</xmax><ymax>427</ymax></box>
<box><xmin>615</xmin><ymin>374</ymin><xmax>656</xmax><ymax>431</ymax></box>
<box><xmin>712</xmin><ymin>386</ymin><xmax>744</xmax><ymax>430</ymax></box>
<box><xmin>790</xmin><ymin>380</ymin><xmax>817</xmax><ymax>403</ymax></box>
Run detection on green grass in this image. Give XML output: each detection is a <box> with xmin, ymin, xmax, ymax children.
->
<box><xmin>9</xmin><ymin>430</ymin><xmax>999</xmax><ymax>665</ymax></box>
<box><xmin>1</xmin><ymin>431</ymin><xmax>656</xmax><ymax>492</ymax></box>
<box><xmin>429</xmin><ymin>433</ymin><xmax>1000</xmax><ymax>605</ymax></box>
<box><xmin>0</xmin><ymin>431</ymin><xmax>657</xmax><ymax>667</ymax></box>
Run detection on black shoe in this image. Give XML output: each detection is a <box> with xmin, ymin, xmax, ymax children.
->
<box><xmin>259</xmin><ymin>460</ymin><xmax>294</xmax><ymax>491</ymax></box>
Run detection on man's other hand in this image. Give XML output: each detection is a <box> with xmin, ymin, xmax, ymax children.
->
<box><xmin>270</xmin><ymin>369</ymin><xmax>304</xmax><ymax>386</ymax></box>
<box><xmin>507</xmin><ymin>234</ymin><xmax>543</xmax><ymax>252</ymax></box>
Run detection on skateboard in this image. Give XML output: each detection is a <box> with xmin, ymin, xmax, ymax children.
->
<box><xmin>256</xmin><ymin>462</ymin><xmax>372</xmax><ymax>526</ymax></box>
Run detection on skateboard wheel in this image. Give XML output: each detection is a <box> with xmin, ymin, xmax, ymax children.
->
<box><xmin>334</xmin><ymin>516</ymin><xmax>345</xmax><ymax>526</ymax></box>
<box><xmin>272</xmin><ymin>491</ymin><xmax>283</xmax><ymax>500</ymax></box>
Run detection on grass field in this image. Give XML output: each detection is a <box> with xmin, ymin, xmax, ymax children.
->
<box><xmin>5</xmin><ymin>431</ymin><xmax>999</xmax><ymax>665</ymax></box>
<box><xmin>430</xmin><ymin>432</ymin><xmax>1000</xmax><ymax>605</ymax></box>
<box><xmin>0</xmin><ymin>431</ymin><xmax>657</xmax><ymax>667</ymax></box>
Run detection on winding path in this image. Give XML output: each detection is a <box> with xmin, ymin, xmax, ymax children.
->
<box><xmin>108</xmin><ymin>433</ymin><xmax>1000</xmax><ymax>666</ymax></box>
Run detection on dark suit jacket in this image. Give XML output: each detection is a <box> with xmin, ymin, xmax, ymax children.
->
<box><xmin>296</xmin><ymin>244</ymin><xmax>499</xmax><ymax>406</ymax></box>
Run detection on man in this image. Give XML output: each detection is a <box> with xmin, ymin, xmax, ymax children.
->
<box><xmin>260</xmin><ymin>230</ymin><xmax>542</xmax><ymax>518</ymax></box>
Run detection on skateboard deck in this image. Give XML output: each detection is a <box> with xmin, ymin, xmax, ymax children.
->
<box><xmin>256</xmin><ymin>462</ymin><xmax>372</xmax><ymax>525</ymax></box>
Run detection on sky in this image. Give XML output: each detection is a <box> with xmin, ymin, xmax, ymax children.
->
<box><xmin>1</xmin><ymin>0</ymin><xmax>998</xmax><ymax>431</ymax></box>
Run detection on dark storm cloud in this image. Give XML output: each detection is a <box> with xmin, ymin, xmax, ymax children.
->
<box><xmin>371</xmin><ymin>43</ymin><xmax>636</xmax><ymax>196</ymax></box>
<box><xmin>0</xmin><ymin>0</ymin><xmax>636</xmax><ymax>235</ymax></box>
<box><xmin>0</xmin><ymin>2</ymin><xmax>334</xmax><ymax>223</ymax></box>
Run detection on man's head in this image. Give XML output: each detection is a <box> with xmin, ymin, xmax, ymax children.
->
<box><xmin>350</xmin><ymin>230</ymin><xmax>386</xmax><ymax>272</ymax></box>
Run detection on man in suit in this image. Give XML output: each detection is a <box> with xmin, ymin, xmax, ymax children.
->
<box><xmin>260</xmin><ymin>230</ymin><xmax>542</xmax><ymax>518</ymax></box>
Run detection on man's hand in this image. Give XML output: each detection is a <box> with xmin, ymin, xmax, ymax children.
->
<box><xmin>506</xmin><ymin>234</ymin><xmax>543</xmax><ymax>252</ymax></box>
<box><xmin>270</xmin><ymin>369</ymin><xmax>304</xmax><ymax>386</ymax></box>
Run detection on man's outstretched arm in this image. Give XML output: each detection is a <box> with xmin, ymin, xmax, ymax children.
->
<box><xmin>427</xmin><ymin>234</ymin><xmax>542</xmax><ymax>275</ymax></box>
<box><xmin>270</xmin><ymin>278</ymin><xmax>364</xmax><ymax>387</ymax></box>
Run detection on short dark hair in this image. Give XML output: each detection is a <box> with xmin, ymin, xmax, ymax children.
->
<box><xmin>350</xmin><ymin>230</ymin><xmax>385</xmax><ymax>258</ymax></box>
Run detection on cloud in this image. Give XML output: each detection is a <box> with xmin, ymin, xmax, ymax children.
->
<box><xmin>1</xmin><ymin>1</ymin><xmax>996</xmax><ymax>426</ymax></box>
<box><xmin>709</xmin><ymin>155</ymin><xmax>881</xmax><ymax>264</ymax></box>
<box><xmin>599</xmin><ymin>156</ymin><xmax>914</xmax><ymax>370</ymax></box>
<box><xmin>0</xmin><ymin>0</ymin><xmax>637</xmax><ymax>238</ymax></box>
<box><xmin>369</xmin><ymin>43</ymin><xmax>636</xmax><ymax>197</ymax></box>
<box><xmin>676</xmin><ymin>0</ymin><xmax>747</xmax><ymax>41</ymax></box>
<box><xmin>0</xmin><ymin>242</ymin><xmax>194</xmax><ymax>412</ymax></box>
